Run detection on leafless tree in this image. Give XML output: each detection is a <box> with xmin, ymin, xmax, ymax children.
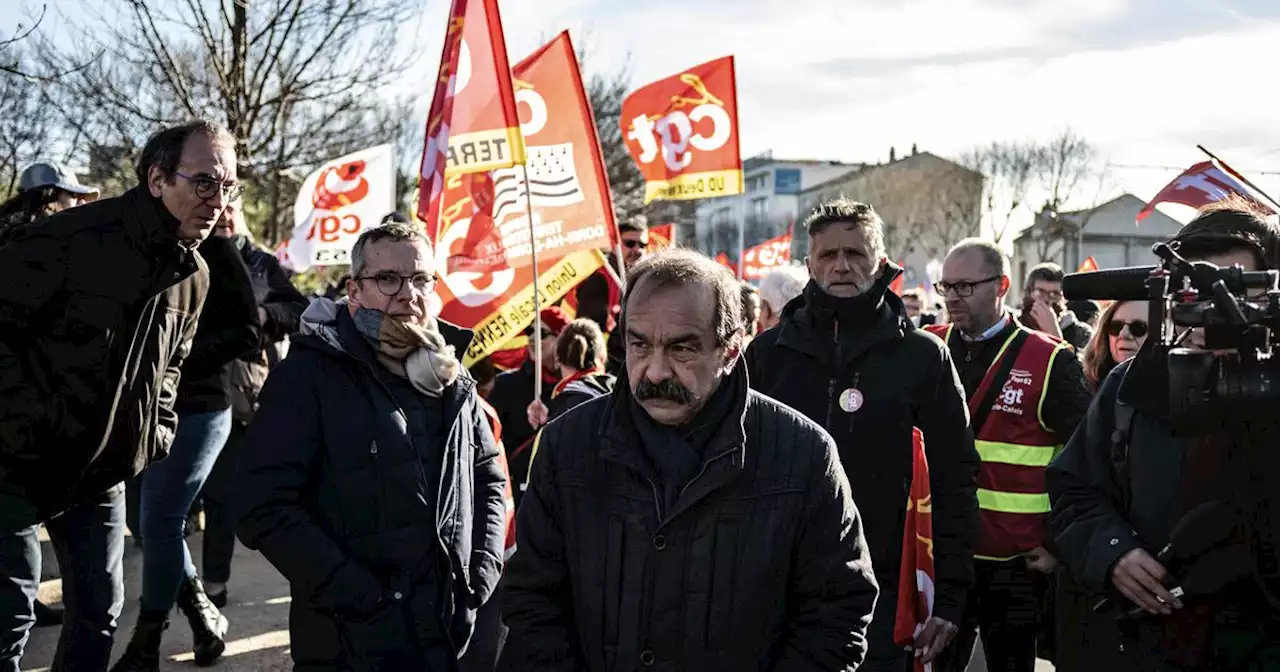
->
<box><xmin>0</xmin><ymin>47</ymin><xmax>58</xmax><ymax>197</ymax></box>
<box><xmin>959</xmin><ymin>140</ymin><xmax>1037</xmax><ymax>246</ymax></box>
<box><xmin>34</xmin><ymin>0</ymin><xmax>419</xmax><ymax>242</ymax></box>
<box><xmin>1033</xmin><ymin>128</ymin><xmax>1097</xmax><ymax>212</ymax></box>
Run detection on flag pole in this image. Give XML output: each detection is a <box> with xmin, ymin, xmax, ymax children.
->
<box><xmin>1197</xmin><ymin>145</ymin><xmax>1280</xmax><ymax>212</ymax></box>
<box><xmin>523</xmin><ymin>164</ymin><xmax>543</xmax><ymax>402</ymax></box>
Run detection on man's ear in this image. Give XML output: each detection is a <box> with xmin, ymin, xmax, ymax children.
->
<box><xmin>722</xmin><ymin>333</ymin><xmax>744</xmax><ymax>373</ymax></box>
<box><xmin>147</xmin><ymin>165</ymin><xmax>166</xmax><ymax>198</ymax></box>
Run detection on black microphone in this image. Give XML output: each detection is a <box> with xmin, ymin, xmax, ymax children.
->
<box><xmin>1122</xmin><ymin>542</ymin><xmax>1255</xmax><ymax>619</ymax></box>
<box><xmin>1063</xmin><ymin>266</ymin><xmax>1157</xmax><ymax>301</ymax></box>
<box><xmin>1094</xmin><ymin>501</ymin><xmax>1236</xmax><ymax>613</ymax></box>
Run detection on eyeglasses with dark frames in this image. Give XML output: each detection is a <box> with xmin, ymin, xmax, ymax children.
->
<box><xmin>175</xmin><ymin>172</ymin><xmax>244</xmax><ymax>202</ymax></box>
<box><xmin>934</xmin><ymin>276</ymin><xmax>1000</xmax><ymax>297</ymax></box>
<box><xmin>357</xmin><ymin>271</ymin><xmax>438</xmax><ymax>296</ymax></box>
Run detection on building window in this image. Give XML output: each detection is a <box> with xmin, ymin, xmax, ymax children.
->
<box><xmin>751</xmin><ymin>197</ymin><xmax>767</xmax><ymax>220</ymax></box>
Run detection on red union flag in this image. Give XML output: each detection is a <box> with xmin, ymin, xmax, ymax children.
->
<box><xmin>429</xmin><ymin>32</ymin><xmax>614</xmax><ymax>367</ymax></box>
<box><xmin>621</xmin><ymin>56</ymin><xmax>743</xmax><ymax>203</ymax></box>
<box><xmin>894</xmin><ymin>427</ymin><xmax>936</xmax><ymax>672</ymax></box>
<box><xmin>417</xmin><ymin>0</ymin><xmax>524</xmax><ymax>239</ymax></box>
<box><xmin>648</xmin><ymin>223</ymin><xmax>675</xmax><ymax>250</ymax></box>
<box><xmin>1137</xmin><ymin>159</ymin><xmax>1275</xmax><ymax>223</ymax></box>
<box><xmin>741</xmin><ymin>229</ymin><xmax>792</xmax><ymax>280</ymax></box>
<box><xmin>714</xmin><ymin>251</ymin><xmax>738</xmax><ymax>275</ymax></box>
<box><xmin>1077</xmin><ymin>256</ymin><xmax>1098</xmax><ymax>273</ymax></box>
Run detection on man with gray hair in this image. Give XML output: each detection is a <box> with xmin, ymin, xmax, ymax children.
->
<box><xmin>501</xmin><ymin>247</ymin><xmax>878</xmax><ymax>670</ymax></box>
<box><xmin>926</xmin><ymin>237</ymin><xmax>1090</xmax><ymax>672</ymax></box>
<box><xmin>746</xmin><ymin>198</ymin><xmax>980</xmax><ymax>671</ymax></box>
<box><xmin>0</xmin><ymin>119</ymin><xmax>230</xmax><ymax>670</ymax></box>
<box><xmin>757</xmin><ymin>265</ymin><xmax>808</xmax><ymax>332</ymax></box>
<box><xmin>237</xmin><ymin>222</ymin><xmax>507</xmax><ymax>669</ymax></box>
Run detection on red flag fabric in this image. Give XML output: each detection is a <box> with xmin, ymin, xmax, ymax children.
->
<box><xmin>430</xmin><ymin>32</ymin><xmax>615</xmax><ymax>367</ymax></box>
<box><xmin>894</xmin><ymin>427</ymin><xmax>935</xmax><ymax>672</ymax></box>
<box><xmin>1137</xmin><ymin>159</ymin><xmax>1275</xmax><ymax>222</ymax></box>
<box><xmin>741</xmin><ymin>229</ymin><xmax>792</xmax><ymax>280</ymax></box>
<box><xmin>714</xmin><ymin>251</ymin><xmax>738</xmax><ymax>275</ymax></box>
<box><xmin>1076</xmin><ymin>256</ymin><xmax>1098</xmax><ymax>273</ymax></box>
<box><xmin>478</xmin><ymin>397</ymin><xmax>516</xmax><ymax>557</ymax></box>
<box><xmin>889</xmin><ymin>261</ymin><xmax>906</xmax><ymax>296</ymax></box>
<box><xmin>417</xmin><ymin>0</ymin><xmax>524</xmax><ymax>238</ymax></box>
<box><xmin>648</xmin><ymin>223</ymin><xmax>675</xmax><ymax>251</ymax></box>
<box><xmin>621</xmin><ymin>57</ymin><xmax>743</xmax><ymax>203</ymax></box>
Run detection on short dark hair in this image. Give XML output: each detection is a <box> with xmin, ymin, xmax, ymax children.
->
<box><xmin>135</xmin><ymin>120</ymin><xmax>235</xmax><ymax>186</ymax></box>
<box><xmin>619</xmin><ymin>218</ymin><xmax>648</xmax><ymax>235</ymax></box>
<box><xmin>623</xmin><ymin>248</ymin><xmax>743</xmax><ymax>347</ymax></box>
<box><xmin>350</xmin><ymin>221</ymin><xmax>431</xmax><ymax>279</ymax></box>
<box><xmin>555</xmin><ymin>319</ymin><xmax>607</xmax><ymax>371</ymax></box>
<box><xmin>1174</xmin><ymin>195</ymin><xmax>1280</xmax><ymax>269</ymax></box>
<box><xmin>1025</xmin><ymin>262</ymin><xmax>1064</xmax><ymax>292</ymax></box>
<box><xmin>802</xmin><ymin>197</ymin><xmax>886</xmax><ymax>259</ymax></box>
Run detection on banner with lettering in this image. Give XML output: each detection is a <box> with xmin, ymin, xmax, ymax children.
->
<box><xmin>621</xmin><ymin>56</ymin><xmax>743</xmax><ymax>203</ymax></box>
<box><xmin>417</xmin><ymin>0</ymin><xmax>525</xmax><ymax>240</ymax></box>
<box><xmin>281</xmin><ymin>144</ymin><xmax>395</xmax><ymax>270</ymax></box>
<box><xmin>741</xmin><ymin>228</ymin><xmax>792</xmax><ymax>280</ymax></box>
<box><xmin>431</xmin><ymin>32</ymin><xmax>615</xmax><ymax>367</ymax></box>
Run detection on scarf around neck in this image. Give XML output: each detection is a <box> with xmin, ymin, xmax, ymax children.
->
<box><xmin>351</xmin><ymin>307</ymin><xmax>460</xmax><ymax>398</ymax></box>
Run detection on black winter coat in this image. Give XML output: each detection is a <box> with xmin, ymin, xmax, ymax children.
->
<box><xmin>231</xmin><ymin>234</ymin><xmax>307</xmax><ymax>345</ymax></box>
<box><xmin>547</xmin><ymin>372</ymin><xmax>614</xmax><ymax>422</ymax></box>
<box><xmin>237</xmin><ymin>305</ymin><xmax>507</xmax><ymax>669</ymax></box>
<box><xmin>175</xmin><ymin>235</ymin><xmax>260</xmax><ymax>413</ymax></box>
<box><xmin>499</xmin><ymin>364</ymin><xmax>879</xmax><ymax>672</ymax></box>
<box><xmin>746</xmin><ymin>283</ymin><xmax>980</xmax><ymax>626</ymax></box>
<box><xmin>0</xmin><ymin>187</ymin><xmax>208</xmax><ymax>517</ymax></box>
<box><xmin>490</xmin><ymin>360</ymin><xmax>554</xmax><ymax>505</ymax></box>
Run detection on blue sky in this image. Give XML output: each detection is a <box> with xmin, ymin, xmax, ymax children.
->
<box><xmin>9</xmin><ymin>0</ymin><xmax>1280</xmax><ymax>226</ymax></box>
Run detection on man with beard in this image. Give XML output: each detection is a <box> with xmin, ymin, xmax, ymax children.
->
<box><xmin>1020</xmin><ymin>263</ymin><xmax>1093</xmax><ymax>351</ymax></box>
<box><xmin>501</xmin><ymin>248</ymin><xmax>878</xmax><ymax>671</ymax></box>
<box><xmin>746</xmin><ymin>198</ymin><xmax>980</xmax><ymax>671</ymax></box>
<box><xmin>928</xmin><ymin>239</ymin><xmax>1091</xmax><ymax>672</ymax></box>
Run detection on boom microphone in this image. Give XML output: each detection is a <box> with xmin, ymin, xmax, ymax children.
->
<box><xmin>1062</xmin><ymin>266</ymin><xmax>1157</xmax><ymax>301</ymax></box>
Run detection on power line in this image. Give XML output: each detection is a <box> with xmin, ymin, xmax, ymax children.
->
<box><xmin>1109</xmin><ymin>163</ymin><xmax>1280</xmax><ymax>176</ymax></box>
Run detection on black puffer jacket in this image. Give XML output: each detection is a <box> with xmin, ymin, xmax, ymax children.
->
<box><xmin>231</xmin><ymin>234</ymin><xmax>307</xmax><ymax>344</ymax></box>
<box><xmin>746</xmin><ymin>277</ymin><xmax>980</xmax><ymax>626</ymax></box>
<box><xmin>237</xmin><ymin>302</ymin><xmax>507</xmax><ymax>668</ymax></box>
<box><xmin>500</xmin><ymin>364</ymin><xmax>879</xmax><ymax>671</ymax></box>
<box><xmin>0</xmin><ymin>187</ymin><xmax>208</xmax><ymax>517</ymax></box>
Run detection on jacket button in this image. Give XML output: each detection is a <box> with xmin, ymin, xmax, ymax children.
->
<box><xmin>640</xmin><ymin>649</ymin><xmax>655</xmax><ymax>666</ymax></box>
<box><xmin>1110</xmin><ymin>538</ymin><xmax>1119</xmax><ymax>546</ymax></box>
<box><xmin>392</xmin><ymin>591</ymin><xmax>403</xmax><ymax>601</ymax></box>
<box><xmin>652</xmin><ymin>534</ymin><xmax>666</xmax><ymax>551</ymax></box>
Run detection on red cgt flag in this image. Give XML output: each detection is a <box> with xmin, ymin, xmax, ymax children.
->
<box><xmin>417</xmin><ymin>0</ymin><xmax>525</xmax><ymax>240</ymax></box>
<box><xmin>741</xmin><ymin>228</ymin><xmax>793</xmax><ymax>281</ymax></box>
<box><xmin>1137</xmin><ymin>159</ymin><xmax>1275</xmax><ymax>223</ymax></box>
<box><xmin>894</xmin><ymin>427</ymin><xmax>936</xmax><ymax>672</ymax></box>
<box><xmin>648</xmin><ymin>223</ymin><xmax>675</xmax><ymax>251</ymax></box>
<box><xmin>621</xmin><ymin>56</ymin><xmax>744</xmax><ymax>203</ymax></box>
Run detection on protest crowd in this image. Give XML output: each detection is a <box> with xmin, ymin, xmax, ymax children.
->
<box><xmin>4</xmin><ymin>2</ymin><xmax>1280</xmax><ymax>672</ymax></box>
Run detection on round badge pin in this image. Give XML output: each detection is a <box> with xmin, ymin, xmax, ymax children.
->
<box><xmin>839</xmin><ymin>388</ymin><xmax>865</xmax><ymax>413</ymax></box>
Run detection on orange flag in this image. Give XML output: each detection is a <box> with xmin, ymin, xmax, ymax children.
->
<box><xmin>889</xmin><ymin>260</ymin><xmax>906</xmax><ymax>295</ymax></box>
<box><xmin>1076</xmin><ymin>256</ymin><xmax>1098</xmax><ymax>273</ymax></box>
<box><xmin>648</xmin><ymin>223</ymin><xmax>675</xmax><ymax>251</ymax></box>
<box><xmin>417</xmin><ymin>0</ymin><xmax>524</xmax><ymax>239</ymax></box>
<box><xmin>741</xmin><ymin>228</ymin><xmax>792</xmax><ymax>280</ymax></box>
<box><xmin>431</xmin><ymin>31</ymin><xmax>615</xmax><ymax>367</ymax></box>
<box><xmin>621</xmin><ymin>56</ymin><xmax>743</xmax><ymax>203</ymax></box>
<box><xmin>714</xmin><ymin>251</ymin><xmax>738</xmax><ymax>275</ymax></box>
<box><xmin>895</xmin><ymin>427</ymin><xmax>936</xmax><ymax>672</ymax></box>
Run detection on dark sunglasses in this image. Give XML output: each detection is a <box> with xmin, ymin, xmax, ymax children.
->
<box><xmin>1106</xmin><ymin>319</ymin><xmax>1148</xmax><ymax>338</ymax></box>
<box><xmin>622</xmin><ymin>239</ymin><xmax>648</xmax><ymax>249</ymax></box>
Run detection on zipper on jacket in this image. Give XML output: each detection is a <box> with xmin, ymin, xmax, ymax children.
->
<box><xmin>369</xmin><ymin>441</ymin><xmax>386</xmax><ymax>530</ymax></box>
<box><xmin>826</xmin><ymin>320</ymin><xmax>840</xmax><ymax>429</ymax></box>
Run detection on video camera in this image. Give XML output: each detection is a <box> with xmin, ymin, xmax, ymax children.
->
<box><xmin>1063</xmin><ymin>241</ymin><xmax>1280</xmax><ymax>433</ymax></box>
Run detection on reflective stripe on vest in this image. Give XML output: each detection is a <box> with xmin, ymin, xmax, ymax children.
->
<box><xmin>975</xmin><ymin>440</ymin><xmax>1057</xmax><ymax>467</ymax></box>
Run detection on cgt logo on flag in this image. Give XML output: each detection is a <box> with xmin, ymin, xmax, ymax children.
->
<box><xmin>312</xmin><ymin>160</ymin><xmax>371</xmax><ymax>211</ymax></box>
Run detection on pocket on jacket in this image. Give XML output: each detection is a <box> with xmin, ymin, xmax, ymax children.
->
<box><xmin>336</xmin><ymin>600</ymin><xmax>415</xmax><ymax>665</ymax></box>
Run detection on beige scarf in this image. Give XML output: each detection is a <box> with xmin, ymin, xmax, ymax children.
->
<box><xmin>353</xmin><ymin>307</ymin><xmax>460</xmax><ymax>398</ymax></box>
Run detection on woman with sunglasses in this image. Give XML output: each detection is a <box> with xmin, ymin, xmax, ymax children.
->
<box><xmin>1081</xmin><ymin>300</ymin><xmax>1150</xmax><ymax>389</ymax></box>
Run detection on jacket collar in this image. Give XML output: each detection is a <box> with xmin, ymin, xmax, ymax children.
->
<box><xmin>119</xmin><ymin>186</ymin><xmax>188</xmax><ymax>253</ymax></box>
<box><xmin>776</xmin><ymin>280</ymin><xmax>909</xmax><ymax>366</ymax></box>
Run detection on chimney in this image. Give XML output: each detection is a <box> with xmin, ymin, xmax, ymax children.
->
<box><xmin>911</xmin><ymin>143</ymin><xmax>918</xmax><ymax>156</ymax></box>
<box><xmin>889</xmin><ymin>146</ymin><xmax>896</xmax><ymax>162</ymax></box>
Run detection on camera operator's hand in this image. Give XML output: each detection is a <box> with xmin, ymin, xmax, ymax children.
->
<box><xmin>1028</xmin><ymin>299</ymin><xmax>1064</xmax><ymax>340</ymax></box>
<box><xmin>1025</xmin><ymin>546</ymin><xmax>1059</xmax><ymax>573</ymax></box>
<box><xmin>1111</xmin><ymin>548</ymin><xmax>1183</xmax><ymax>615</ymax></box>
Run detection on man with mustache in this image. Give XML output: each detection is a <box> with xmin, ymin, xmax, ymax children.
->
<box><xmin>746</xmin><ymin>198</ymin><xmax>980</xmax><ymax>671</ymax></box>
<box><xmin>501</xmin><ymin>249</ymin><xmax>878</xmax><ymax>671</ymax></box>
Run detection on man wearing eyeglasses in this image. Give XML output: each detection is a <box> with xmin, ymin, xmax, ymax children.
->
<box><xmin>0</xmin><ymin>120</ymin><xmax>234</xmax><ymax>670</ymax></box>
<box><xmin>927</xmin><ymin>239</ymin><xmax>1091</xmax><ymax>672</ymax></box>
<box><xmin>1021</xmin><ymin>262</ymin><xmax>1095</xmax><ymax>351</ymax></box>
<box><xmin>237</xmin><ymin>223</ymin><xmax>507</xmax><ymax>670</ymax></box>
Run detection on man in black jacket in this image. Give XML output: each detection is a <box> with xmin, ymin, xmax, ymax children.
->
<box><xmin>501</xmin><ymin>249</ymin><xmax>878</xmax><ymax>671</ymax></box>
<box><xmin>0</xmin><ymin>119</ymin><xmax>229</xmax><ymax>670</ymax></box>
<box><xmin>1048</xmin><ymin>201</ymin><xmax>1280</xmax><ymax>669</ymax></box>
<box><xmin>238</xmin><ymin>223</ymin><xmax>507</xmax><ymax>670</ymax></box>
<box><xmin>930</xmin><ymin>239</ymin><xmax>1092</xmax><ymax>672</ymax></box>
<box><xmin>746</xmin><ymin>198</ymin><xmax>980</xmax><ymax>671</ymax></box>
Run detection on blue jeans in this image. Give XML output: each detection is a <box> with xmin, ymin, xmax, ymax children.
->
<box><xmin>0</xmin><ymin>483</ymin><xmax>125</xmax><ymax>672</ymax></box>
<box><xmin>139</xmin><ymin>408</ymin><xmax>232</xmax><ymax>613</ymax></box>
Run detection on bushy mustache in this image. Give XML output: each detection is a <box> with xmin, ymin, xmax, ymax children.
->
<box><xmin>635</xmin><ymin>378</ymin><xmax>693</xmax><ymax>404</ymax></box>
